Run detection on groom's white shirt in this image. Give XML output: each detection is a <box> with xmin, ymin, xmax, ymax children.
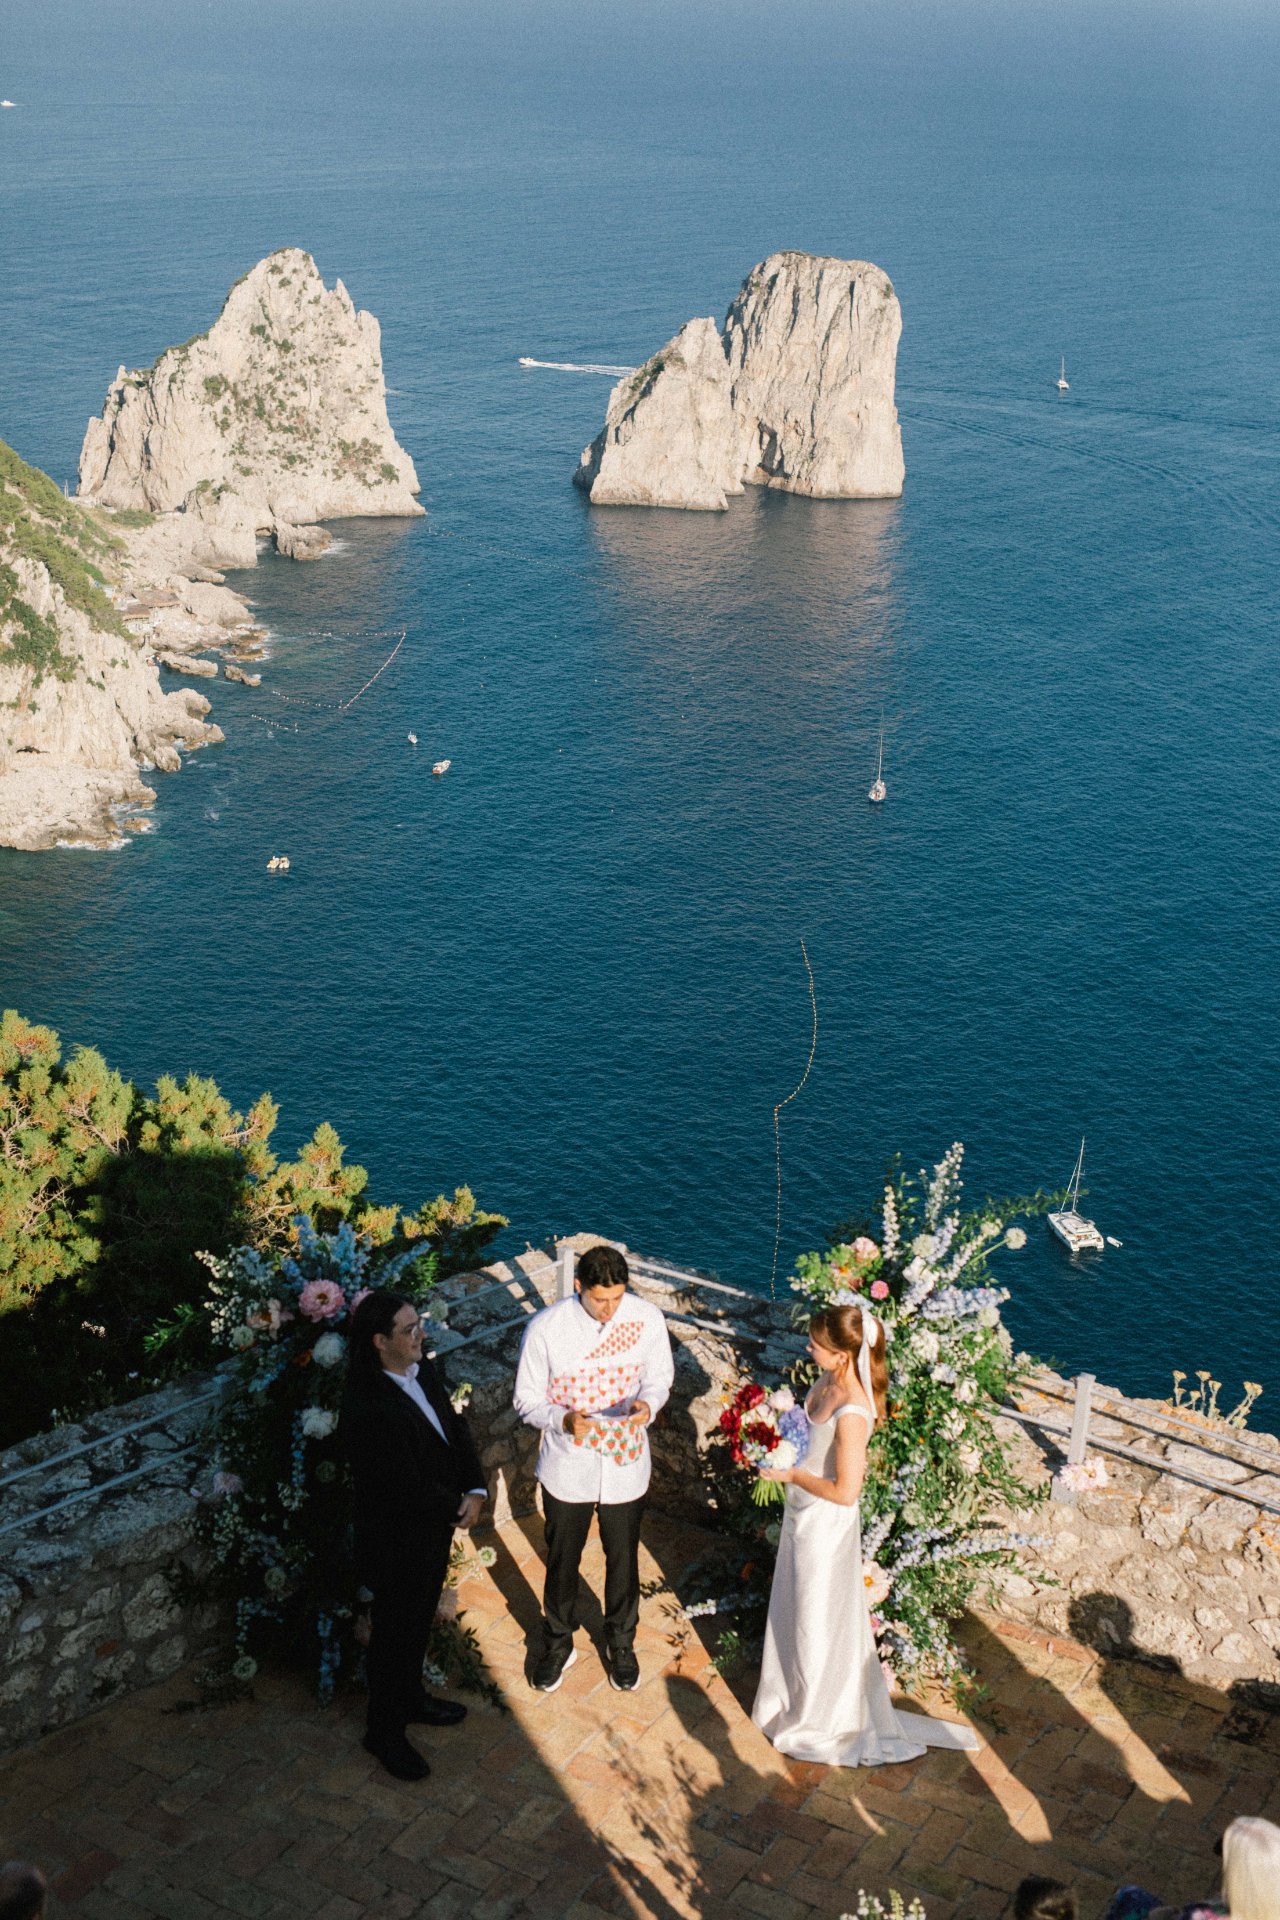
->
<box><xmin>514</xmin><ymin>1292</ymin><xmax>674</xmax><ymax>1504</ymax></box>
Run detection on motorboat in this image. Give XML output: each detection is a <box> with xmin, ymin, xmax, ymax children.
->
<box><xmin>1048</xmin><ymin>1137</ymin><xmax>1105</xmax><ymax>1252</ymax></box>
<box><xmin>432</xmin><ymin>759</ymin><xmax>451</xmax><ymax>776</ymax></box>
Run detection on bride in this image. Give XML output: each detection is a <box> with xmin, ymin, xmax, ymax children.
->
<box><xmin>751</xmin><ymin>1303</ymin><xmax>980</xmax><ymax>1766</ymax></box>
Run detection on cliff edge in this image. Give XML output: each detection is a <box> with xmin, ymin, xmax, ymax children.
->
<box><xmin>0</xmin><ymin>439</ymin><xmax>221</xmax><ymax>850</ymax></box>
<box><xmin>78</xmin><ymin>249</ymin><xmax>423</xmax><ymax>561</ymax></box>
<box><xmin>575</xmin><ymin>251</ymin><xmax>904</xmax><ymax>510</ymax></box>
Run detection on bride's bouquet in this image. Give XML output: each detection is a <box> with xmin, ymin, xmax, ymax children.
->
<box><xmin>718</xmin><ymin>1382</ymin><xmax>810</xmax><ymax>1505</ymax></box>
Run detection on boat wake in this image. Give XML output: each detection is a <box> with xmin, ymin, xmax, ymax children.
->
<box><xmin>518</xmin><ymin>357</ymin><xmax>636</xmax><ymax>376</ymax></box>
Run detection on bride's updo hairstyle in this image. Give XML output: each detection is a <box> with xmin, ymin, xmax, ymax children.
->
<box><xmin>808</xmin><ymin>1306</ymin><xmax>889</xmax><ymax>1425</ymax></box>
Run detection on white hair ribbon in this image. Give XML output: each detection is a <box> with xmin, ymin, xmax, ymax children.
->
<box><xmin>858</xmin><ymin>1309</ymin><xmax>882</xmax><ymax>1414</ymax></box>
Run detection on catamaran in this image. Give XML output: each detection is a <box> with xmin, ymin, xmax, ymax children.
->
<box><xmin>1056</xmin><ymin>357</ymin><xmax>1070</xmax><ymax>392</ymax></box>
<box><xmin>1048</xmin><ymin>1137</ymin><xmax>1104</xmax><ymax>1253</ymax></box>
<box><xmin>868</xmin><ymin>728</ymin><xmax>886</xmax><ymax>804</ymax></box>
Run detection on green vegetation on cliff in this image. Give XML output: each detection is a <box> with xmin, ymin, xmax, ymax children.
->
<box><xmin>0</xmin><ymin>1010</ymin><xmax>507</xmax><ymax>1445</ymax></box>
<box><xmin>0</xmin><ymin>437</ymin><xmax>128</xmax><ymax>685</ymax></box>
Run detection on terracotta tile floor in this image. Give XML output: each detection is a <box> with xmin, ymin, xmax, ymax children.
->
<box><xmin>2</xmin><ymin>1513</ymin><xmax>1277</xmax><ymax>1919</ymax></box>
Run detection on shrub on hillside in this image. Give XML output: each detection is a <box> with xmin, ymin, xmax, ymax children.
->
<box><xmin>0</xmin><ymin>1009</ymin><xmax>506</xmax><ymax>1445</ymax></box>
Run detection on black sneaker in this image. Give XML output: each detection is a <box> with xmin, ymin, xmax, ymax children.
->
<box><xmin>362</xmin><ymin>1733</ymin><xmax>430</xmax><ymax>1780</ymax></box>
<box><xmin>607</xmin><ymin>1644</ymin><xmax>640</xmax><ymax>1692</ymax></box>
<box><xmin>530</xmin><ymin>1644</ymin><xmax>577</xmax><ymax>1693</ymax></box>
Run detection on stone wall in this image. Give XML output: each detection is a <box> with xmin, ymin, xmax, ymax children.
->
<box><xmin>4</xmin><ymin>1233</ymin><xmax>1277</xmax><ymax>1755</ymax></box>
<box><xmin>990</xmin><ymin>1375</ymin><xmax>1280</xmax><ymax>1691</ymax></box>
<box><xmin>0</xmin><ymin>1376</ymin><xmax>222</xmax><ymax>1751</ymax></box>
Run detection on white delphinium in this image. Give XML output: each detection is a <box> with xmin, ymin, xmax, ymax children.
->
<box><xmin>930</xmin><ymin>1363</ymin><xmax>958</xmax><ymax>1386</ymax></box>
<box><xmin>911</xmin><ymin>1328</ymin><xmax>941</xmax><ymax>1364</ymax></box>
<box><xmin>881</xmin><ymin>1184</ymin><xmax>901</xmax><ymax>1259</ymax></box>
<box><xmin>924</xmin><ymin>1141</ymin><xmax>965</xmax><ymax>1228</ymax></box>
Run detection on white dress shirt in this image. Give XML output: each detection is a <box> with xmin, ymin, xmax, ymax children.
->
<box><xmin>514</xmin><ymin>1293</ymin><xmax>674</xmax><ymax>1505</ymax></box>
<box><xmin>388</xmin><ymin>1364</ymin><xmax>486</xmax><ymax>1498</ymax></box>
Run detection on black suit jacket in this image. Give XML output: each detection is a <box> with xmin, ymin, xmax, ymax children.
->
<box><xmin>345</xmin><ymin>1357</ymin><xmax>485</xmax><ymax>1586</ymax></box>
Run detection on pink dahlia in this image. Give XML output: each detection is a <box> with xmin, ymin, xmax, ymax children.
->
<box><xmin>298</xmin><ymin>1278</ymin><xmax>345</xmax><ymax>1322</ymax></box>
<box><xmin>869</xmin><ymin>1279</ymin><xmax>890</xmax><ymax>1300</ymax></box>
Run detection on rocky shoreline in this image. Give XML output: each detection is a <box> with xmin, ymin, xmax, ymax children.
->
<box><xmin>0</xmin><ymin>248</ymin><xmax>421</xmax><ymax>852</ymax></box>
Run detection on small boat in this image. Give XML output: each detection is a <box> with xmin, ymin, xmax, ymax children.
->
<box><xmin>1048</xmin><ymin>1137</ymin><xmax>1105</xmax><ymax>1253</ymax></box>
<box><xmin>407</xmin><ymin>732</ymin><xmax>418</xmax><ymax>746</ymax></box>
<box><xmin>0</xmin><ymin>102</ymin><xmax>15</xmax><ymax>110</ymax></box>
<box><xmin>432</xmin><ymin>759</ymin><xmax>451</xmax><ymax>776</ymax></box>
<box><xmin>1056</xmin><ymin>357</ymin><xmax>1070</xmax><ymax>393</ymax></box>
<box><xmin>868</xmin><ymin>727</ymin><xmax>886</xmax><ymax>805</ymax></box>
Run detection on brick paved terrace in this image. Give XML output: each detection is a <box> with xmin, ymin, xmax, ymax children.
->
<box><xmin>2</xmin><ymin>1512</ymin><xmax>1276</xmax><ymax>1920</ymax></box>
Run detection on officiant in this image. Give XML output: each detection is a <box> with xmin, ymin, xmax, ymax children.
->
<box><xmin>514</xmin><ymin>1243</ymin><xmax>674</xmax><ymax>1694</ymax></box>
<box><xmin>345</xmin><ymin>1289</ymin><xmax>487</xmax><ymax>1781</ymax></box>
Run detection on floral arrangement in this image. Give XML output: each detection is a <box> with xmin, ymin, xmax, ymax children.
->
<box><xmin>1057</xmin><ymin>1453</ymin><xmax>1109</xmax><ymax>1494</ymax></box>
<box><xmin>847</xmin><ymin>1893</ymin><xmax>928</xmax><ymax>1920</ymax></box>
<box><xmin>699</xmin><ymin>1145</ymin><xmax>1048</xmax><ymax>1695</ymax></box>
<box><xmin>175</xmin><ymin>1217</ymin><xmax>492</xmax><ymax>1703</ymax></box>
<box><xmin>718</xmin><ymin>1383</ymin><xmax>811</xmax><ymax>1503</ymax></box>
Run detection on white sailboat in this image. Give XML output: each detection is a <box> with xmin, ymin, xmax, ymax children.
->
<box><xmin>1056</xmin><ymin>357</ymin><xmax>1070</xmax><ymax>392</ymax></box>
<box><xmin>1048</xmin><ymin>1137</ymin><xmax>1104</xmax><ymax>1253</ymax></box>
<box><xmin>868</xmin><ymin>728</ymin><xmax>886</xmax><ymax>804</ymax></box>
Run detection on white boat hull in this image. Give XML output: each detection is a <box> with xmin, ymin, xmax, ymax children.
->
<box><xmin>1048</xmin><ymin>1209</ymin><xmax>1104</xmax><ymax>1254</ymax></box>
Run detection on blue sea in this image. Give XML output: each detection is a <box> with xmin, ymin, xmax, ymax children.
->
<box><xmin>2</xmin><ymin>1</ymin><xmax>1278</xmax><ymax>1411</ymax></box>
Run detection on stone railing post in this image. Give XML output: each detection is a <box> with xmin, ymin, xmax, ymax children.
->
<box><xmin>557</xmin><ymin>1244</ymin><xmax>576</xmax><ymax>1302</ymax></box>
<box><xmin>1052</xmin><ymin>1371</ymin><xmax>1095</xmax><ymax>1504</ymax></box>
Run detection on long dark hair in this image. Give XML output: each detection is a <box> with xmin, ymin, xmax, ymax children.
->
<box><xmin>345</xmin><ymin>1289</ymin><xmax>416</xmax><ymax>1402</ymax></box>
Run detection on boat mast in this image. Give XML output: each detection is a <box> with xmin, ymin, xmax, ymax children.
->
<box><xmin>1068</xmin><ymin>1137</ymin><xmax>1085</xmax><ymax>1210</ymax></box>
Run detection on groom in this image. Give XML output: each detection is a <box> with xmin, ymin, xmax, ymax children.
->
<box><xmin>514</xmin><ymin>1243</ymin><xmax>674</xmax><ymax>1693</ymax></box>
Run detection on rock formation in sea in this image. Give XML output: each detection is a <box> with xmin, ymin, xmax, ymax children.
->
<box><xmin>572</xmin><ymin>318</ymin><xmax>739</xmax><ymax>511</ymax></box>
<box><xmin>0</xmin><ymin>438</ymin><xmax>221</xmax><ymax>851</ymax></box>
<box><xmin>78</xmin><ymin>248</ymin><xmax>422</xmax><ymax>561</ymax></box>
<box><xmin>575</xmin><ymin>251</ymin><xmax>904</xmax><ymax>509</ymax></box>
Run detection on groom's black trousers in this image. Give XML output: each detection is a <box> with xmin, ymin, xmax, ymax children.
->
<box><xmin>365</xmin><ymin>1525</ymin><xmax>454</xmax><ymax>1742</ymax></box>
<box><xmin>541</xmin><ymin>1489</ymin><xmax>646</xmax><ymax>1651</ymax></box>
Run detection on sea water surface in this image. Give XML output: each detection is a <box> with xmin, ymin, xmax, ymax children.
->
<box><xmin>1</xmin><ymin>1</ymin><xmax>1278</xmax><ymax>1408</ymax></box>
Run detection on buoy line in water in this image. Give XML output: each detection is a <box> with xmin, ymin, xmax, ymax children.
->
<box><xmin>260</xmin><ymin>629</ymin><xmax>409</xmax><ymax>713</ymax></box>
<box><xmin>770</xmin><ymin>938</ymin><xmax>819</xmax><ymax>1299</ymax></box>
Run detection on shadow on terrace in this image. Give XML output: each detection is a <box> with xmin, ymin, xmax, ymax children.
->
<box><xmin>0</xmin><ymin>1509</ymin><xmax>1270</xmax><ymax>1920</ymax></box>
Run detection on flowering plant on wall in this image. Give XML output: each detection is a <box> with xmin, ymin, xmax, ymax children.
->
<box><xmin>176</xmin><ymin>1218</ymin><xmax>491</xmax><ymax>1702</ymax></box>
<box><xmin>702</xmin><ymin>1145</ymin><xmax>1048</xmax><ymax>1694</ymax></box>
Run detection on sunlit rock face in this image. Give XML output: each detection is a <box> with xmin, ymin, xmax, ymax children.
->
<box><xmin>78</xmin><ymin>249</ymin><xmax>423</xmax><ymax>537</ymax></box>
<box><xmin>575</xmin><ymin>252</ymin><xmax>904</xmax><ymax>510</ymax></box>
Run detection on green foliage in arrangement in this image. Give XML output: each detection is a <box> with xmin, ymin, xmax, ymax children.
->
<box><xmin>0</xmin><ymin>1009</ymin><xmax>508</xmax><ymax>1446</ymax></box>
<box><xmin>688</xmin><ymin>1145</ymin><xmax>1051</xmax><ymax>1701</ymax></box>
<box><xmin>173</xmin><ymin>1222</ymin><xmax>503</xmax><ymax>1706</ymax></box>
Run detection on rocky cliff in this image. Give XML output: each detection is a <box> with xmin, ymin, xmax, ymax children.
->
<box><xmin>0</xmin><ymin>440</ymin><xmax>222</xmax><ymax>850</ymax></box>
<box><xmin>78</xmin><ymin>248</ymin><xmax>423</xmax><ymax>555</ymax></box>
<box><xmin>575</xmin><ymin>251</ymin><xmax>904</xmax><ymax>509</ymax></box>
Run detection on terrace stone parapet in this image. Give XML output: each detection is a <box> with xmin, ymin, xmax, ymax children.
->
<box><xmin>3</xmin><ymin>1234</ymin><xmax>1278</xmax><ymax>1755</ymax></box>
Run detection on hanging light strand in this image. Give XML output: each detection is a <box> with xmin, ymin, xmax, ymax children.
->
<box><xmin>770</xmin><ymin>937</ymin><xmax>818</xmax><ymax>1299</ymax></box>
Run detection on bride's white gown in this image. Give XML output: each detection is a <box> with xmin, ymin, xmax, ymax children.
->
<box><xmin>751</xmin><ymin>1399</ymin><xmax>980</xmax><ymax>1766</ymax></box>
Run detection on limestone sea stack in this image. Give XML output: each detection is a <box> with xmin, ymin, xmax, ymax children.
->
<box><xmin>0</xmin><ymin>439</ymin><xmax>221</xmax><ymax>851</ymax></box>
<box><xmin>78</xmin><ymin>248</ymin><xmax>422</xmax><ymax>563</ymax></box>
<box><xmin>575</xmin><ymin>251</ymin><xmax>904</xmax><ymax>510</ymax></box>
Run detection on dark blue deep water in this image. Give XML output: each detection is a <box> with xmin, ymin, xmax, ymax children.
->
<box><xmin>2</xmin><ymin>2</ymin><xmax>1278</xmax><ymax>1410</ymax></box>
